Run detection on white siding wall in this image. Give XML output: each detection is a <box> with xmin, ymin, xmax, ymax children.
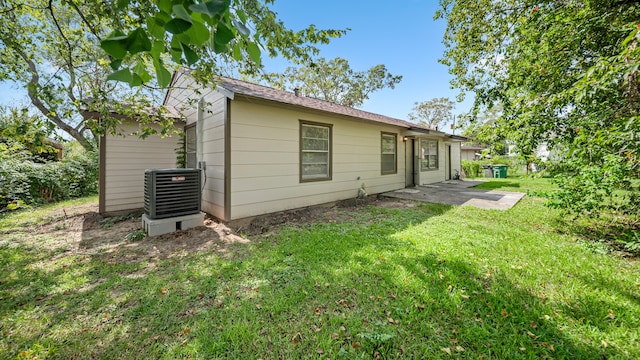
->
<box><xmin>448</xmin><ymin>142</ymin><xmax>462</xmax><ymax>176</ymax></box>
<box><xmin>164</xmin><ymin>72</ymin><xmax>228</xmax><ymax>220</ymax></box>
<box><xmin>103</xmin><ymin>121</ymin><xmax>181</xmax><ymax>213</ymax></box>
<box><xmin>461</xmin><ymin>150</ymin><xmax>476</xmax><ymax>161</ymax></box>
<box><xmin>417</xmin><ymin>138</ymin><xmax>447</xmax><ymax>185</ymax></box>
<box><xmin>229</xmin><ymin>100</ymin><xmax>407</xmax><ymax>220</ymax></box>
<box><xmin>199</xmin><ymin>91</ymin><xmax>226</xmax><ymax>219</ymax></box>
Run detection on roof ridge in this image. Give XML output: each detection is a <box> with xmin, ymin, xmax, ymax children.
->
<box><xmin>214</xmin><ymin>76</ymin><xmax>432</xmax><ymax>130</ymax></box>
<box><xmin>217</xmin><ymin>76</ymin><xmax>410</xmax><ymax>121</ymax></box>
<box><xmin>169</xmin><ymin>68</ymin><xmax>456</xmax><ymax>135</ymax></box>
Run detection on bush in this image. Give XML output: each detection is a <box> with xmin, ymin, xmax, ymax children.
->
<box><xmin>461</xmin><ymin>160</ymin><xmax>481</xmax><ymax>178</ymax></box>
<box><xmin>0</xmin><ymin>150</ymin><xmax>98</xmax><ymax>212</ymax></box>
<box><xmin>548</xmin><ymin>156</ymin><xmax>640</xmax><ymax>216</ymax></box>
<box><xmin>463</xmin><ymin>155</ymin><xmax>538</xmax><ymax>178</ymax></box>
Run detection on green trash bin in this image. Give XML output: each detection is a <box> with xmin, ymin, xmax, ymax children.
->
<box><xmin>492</xmin><ymin>164</ymin><xmax>508</xmax><ymax>178</ymax></box>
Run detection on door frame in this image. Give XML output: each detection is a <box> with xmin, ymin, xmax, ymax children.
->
<box><xmin>445</xmin><ymin>144</ymin><xmax>452</xmax><ymax>181</ymax></box>
<box><xmin>405</xmin><ymin>138</ymin><xmax>415</xmax><ymax>187</ymax></box>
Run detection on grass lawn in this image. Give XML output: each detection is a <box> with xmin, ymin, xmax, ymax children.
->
<box><xmin>1</xmin><ymin>180</ymin><xmax>639</xmax><ymax>359</ymax></box>
<box><xmin>471</xmin><ymin>176</ymin><xmax>557</xmax><ymax>194</ymax></box>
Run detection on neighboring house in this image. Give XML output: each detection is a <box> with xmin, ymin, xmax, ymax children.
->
<box><xmin>460</xmin><ymin>145</ymin><xmax>486</xmax><ymax>161</ymax></box>
<box><xmin>507</xmin><ymin>142</ymin><xmax>552</xmax><ymax>161</ymax></box>
<box><xmin>94</xmin><ymin>69</ymin><xmax>466</xmax><ymax>222</ymax></box>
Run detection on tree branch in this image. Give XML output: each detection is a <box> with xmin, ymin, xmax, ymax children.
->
<box><xmin>9</xmin><ymin>40</ymin><xmax>94</xmax><ymax>150</ymax></box>
<box><xmin>47</xmin><ymin>0</ymin><xmax>71</xmax><ymax>51</ymax></box>
<box><xmin>46</xmin><ymin>1</ymin><xmax>82</xmax><ymax>106</ymax></box>
<box><xmin>67</xmin><ymin>0</ymin><xmax>102</xmax><ymax>41</ymax></box>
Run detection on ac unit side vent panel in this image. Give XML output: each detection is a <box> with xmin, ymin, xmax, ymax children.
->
<box><xmin>144</xmin><ymin>168</ymin><xmax>201</xmax><ymax>219</ymax></box>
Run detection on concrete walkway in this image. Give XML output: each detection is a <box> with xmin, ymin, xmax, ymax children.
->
<box><xmin>381</xmin><ymin>180</ymin><xmax>525</xmax><ymax>210</ymax></box>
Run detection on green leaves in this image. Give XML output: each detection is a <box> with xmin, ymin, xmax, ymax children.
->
<box><xmin>246</xmin><ymin>41</ymin><xmax>261</xmax><ymax>64</ymax></box>
<box><xmin>102</xmin><ymin>0</ymin><xmax>237</xmax><ymax>85</ymax></box>
<box><xmin>267</xmin><ymin>57</ymin><xmax>399</xmax><ymax>107</ymax></box>
<box><xmin>98</xmin><ymin>0</ymin><xmax>345</xmax><ymax>88</ymax></box>
<box><xmin>106</xmin><ymin>68</ymin><xmax>146</xmax><ymax>86</ymax></box>
<box><xmin>212</xmin><ymin>22</ymin><xmax>235</xmax><ymax>53</ymax></box>
<box><xmin>183</xmin><ymin>21</ymin><xmax>210</xmax><ymax>46</ymax></box>
<box><xmin>100</xmin><ymin>31</ymin><xmax>128</xmax><ymax>59</ymax></box>
<box><xmin>439</xmin><ymin>1</ymin><xmax>640</xmax><ymax>220</ymax></box>
<box><xmin>408</xmin><ymin>97</ymin><xmax>455</xmax><ymax>129</ymax></box>
<box><xmin>164</xmin><ymin>18</ymin><xmax>192</xmax><ymax>34</ymax></box>
<box><xmin>189</xmin><ymin>0</ymin><xmax>229</xmax><ymax>17</ymax></box>
<box><xmin>101</xmin><ymin>29</ymin><xmax>152</xmax><ymax>60</ymax></box>
<box><xmin>165</xmin><ymin>4</ymin><xmax>193</xmax><ymax>34</ymax></box>
<box><xmin>153</xmin><ymin>58</ymin><xmax>172</xmax><ymax>88</ymax></box>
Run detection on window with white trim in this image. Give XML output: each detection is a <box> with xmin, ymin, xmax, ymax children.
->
<box><xmin>300</xmin><ymin>121</ymin><xmax>332</xmax><ymax>181</ymax></box>
<box><xmin>381</xmin><ymin>132</ymin><xmax>397</xmax><ymax>174</ymax></box>
<box><xmin>185</xmin><ymin>125</ymin><xmax>196</xmax><ymax>168</ymax></box>
<box><xmin>420</xmin><ymin>139</ymin><xmax>438</xmax><ymax>170</ymax></box>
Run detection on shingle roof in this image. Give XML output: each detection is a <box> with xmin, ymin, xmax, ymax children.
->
<box><xmin>166</xmin><ymin>69</ymin><xmax>465</xmax><ymax>139</ymax></box>
<box><xmin>214</xmin><ymin>76</ymin><xmax>432</xmax><ymax>132</ymax></box>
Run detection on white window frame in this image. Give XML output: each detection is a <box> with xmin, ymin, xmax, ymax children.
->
<box><xmin>300</xmin><ymin>121</ymin><xmax>332</xmax><ymax>182</ymax></box>
<box><xmin>185</xmin><ymin>124</ymin><xmax>197</xmax><ymax>169</ymax></box>
<box><xmin>420</xmin><ymin>139</ymin><xmax>438</xmax><ymax>171</ymax></box>
<box><xmin>381</xmin><ymin>132</ymin><xmax>397</xmax><ymax>175</ymax></box>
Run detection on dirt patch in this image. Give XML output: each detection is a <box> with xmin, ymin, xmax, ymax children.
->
<box><xmin>78</xmin><ymin>213</ymin><xmax>248</xmax><ymax>260</ymax></box>
<box><xmin>236</xmin><ymin>196</ymin><xmax>416</xmax><ymax>235</ymax></box>
<box><xmin>13</xmin><ymin>196</ymin><xmax>417</xmax><ymax>261</ymax></box>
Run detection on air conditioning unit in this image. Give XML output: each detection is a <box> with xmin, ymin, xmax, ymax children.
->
<box><xmin>144</xmin><ymin>168</ymin><xmax>201</xmax><ymax>220</ymax></box>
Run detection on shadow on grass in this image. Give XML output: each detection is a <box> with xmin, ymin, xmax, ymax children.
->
<box><xmin>552</xmin><ymin>216</ymin><xmax>640</xmax><ymax>257</ymax></box>
<box><xmin>472</xmin><ymin>181</ymin><xmax>522</xmax><ymax>191</ymax></box>
<box><xmin>0</xmin><ymin>201</ymin><xmax>633</xmax><ymax>358</ymax></box>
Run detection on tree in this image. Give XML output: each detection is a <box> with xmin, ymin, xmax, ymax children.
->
<box><xmin>0</xmin><ymin>1</ymin><xmax>346</xmax><ymax>150</ymax></box>
<box><xmin>437</xmin><ymin>1</ymin><xmax>640</xmax><ymax>218</ymax></box>
<box><xmin>265</xmin><ymin>57</ymin><xmax>402</xmax><ymax>107</ymax></box>
<box><xmin>408</xmin><ymin>97</ymin><xmax>454</xmax><ymax>130</ymax></box>
<box><xmin>0</xmin><ymin>107</ymin><xmax>58</xmax><ymax>161</ymax></box>
<box><xmin>459</xmin><ymin>104</ymin><xmax>507</xmax><ymax>154</ymax></box>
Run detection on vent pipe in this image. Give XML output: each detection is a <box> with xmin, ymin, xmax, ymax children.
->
<box><xmin>294</xmin><ymin>88</ymin><xmax>300</xmax><ymax>97</ymax></box>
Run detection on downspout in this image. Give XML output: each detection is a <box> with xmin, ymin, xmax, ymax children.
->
<box><xmin>197</xmin><ymin>98</ymin><xmax>204</xmax><ymax>164</ymax></box>
<box><xmin>197</xmin><ymin>98</ymin><xmax>207</xmax><ymax>195</ymax></box>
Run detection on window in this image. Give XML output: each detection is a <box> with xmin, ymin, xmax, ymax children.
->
<box><xmin>381</xmin><ymin>132</ymin><xmax>397</xmax><ymax>174</ymax></box>
<box><xmin>420</xmin><ymin>139</ymin><xmax>438</xmax><ymax>170</ymax></box>
<box><xmin>300</xmin><ymin>121</ymin><xmax>332</xmax><ymax>181</ymax></box>
<box><xmin>185</xmin><ymin>125</ymin><xmax>196</xmax><ymax>168</ymax></box>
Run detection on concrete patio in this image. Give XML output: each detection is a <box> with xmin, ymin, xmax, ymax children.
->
<box><xmin>381</xmin><ymin>180</ymin><xmax>525</xmax><ymax>210</ymax></box>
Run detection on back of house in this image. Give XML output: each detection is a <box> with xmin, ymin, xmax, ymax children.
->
<box><xmin>162</xmin><ymin>69</ymin><xmax>464</xmax><ymax>222</ymax></box>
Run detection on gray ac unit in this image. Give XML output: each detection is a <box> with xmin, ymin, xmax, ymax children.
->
<box><xmin>144</xmin><ymin>168</ymin><xmax>201</xmax><ymax>219</ymax></box>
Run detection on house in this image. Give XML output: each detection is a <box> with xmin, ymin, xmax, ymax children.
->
<box><xmin>508</xmin><ymin>142</ymin><xmax>552</xmax><ymax>162</ymax></box>
<box><xmin>84</xmin><ymin>107</ymin><xmax>184</xmax><ymax>215</ymax></box>
<box><xmin>460</xmin><ymin>145</ymin><xmax>486</xmax><ymax>161</ymax></box>
<box><xmin>95</xmin><ymin>69</ymin><xmax>466</xmax><ymax>222</ymax></box>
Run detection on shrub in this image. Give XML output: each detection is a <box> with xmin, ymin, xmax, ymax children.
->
<box><xmin>0</xmin><ymin>150</ymin><xmax>98</xmax><ymax>212</ymax></box>
<box><xmin>547</xmin><ymin>155</ymin><xmax>639</xmax><ymax>217</ymax></box>
<box><xmin>461</xmin><ymin>160</ymin><xmax>481</xmax><ymax>178</ymax></box>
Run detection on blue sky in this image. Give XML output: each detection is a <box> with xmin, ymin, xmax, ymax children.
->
<box><xmin>263</xmin><ymin>0</ymin><xmax>472</xmax><ymax>123</ymax></box>
<box><xmin>0</xmin><ymin>1</ymin><xmax>471</xmax><ymax>127</ymax></box>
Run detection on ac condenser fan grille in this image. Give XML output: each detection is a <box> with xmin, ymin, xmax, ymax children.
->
<box><xmin>144</xmin><ymin>168</ymin><xmax>201</xmax><ymax>219</ymax></box>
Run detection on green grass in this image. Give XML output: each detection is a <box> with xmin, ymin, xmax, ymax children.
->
<box><xmin>0</xmin><ymin>195</ymin><xmax>98</xmax><ymax>231</ymax></box>
<box><xmin>470</xmin><ymin>176</ymin><xmax>556</xmax><ymax>195</ymax></box>
<box><xmin>1</xmin><ymin>186</ymin><xmax>639</xmax><ymax>359</ymax></box>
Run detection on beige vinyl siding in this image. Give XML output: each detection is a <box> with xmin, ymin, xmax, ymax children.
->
<box><xmin>103</xmin><ymin>121</ymin><xmax>181</xmax><ymax>213</ymax></box>
<box><xmin>461</xmin><ymin>150</ymin><xmax>476</xmax><ymax>161</ymax></box>
<box><xmin>165</xmin><ymin>72</ymin><xmax>228</xmax><ymax>220</ymax></box>
<box><xmin>198</xmin><ymin>90</ymin><xmax>226</xmax><ymax>219</ymax></box>
<box><xmin>229</xmin><ymin>99</ymin><xmax>406</xmax><ymax>220</ymax></box>
<box><xmin>448</xmin><ymin>142</ymin><xmax>462</xmax><ymax>176</ymax></box>
<box><xmin>163</xmin><ymin>71</ymin><xmax>202</xmax><ymax>121</ymax></box>
<box><xmin>417</xmin><ymin>138</ymin><xmax>447</xmax><ymax>185</ymax></box>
